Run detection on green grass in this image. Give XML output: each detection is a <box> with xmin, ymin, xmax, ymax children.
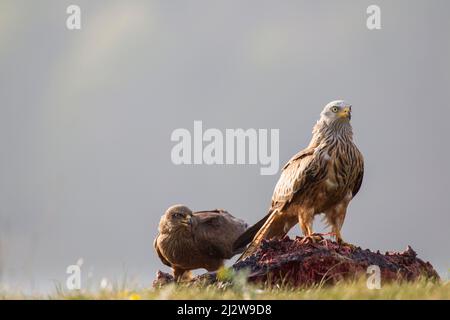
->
<box><xmin>1</xmin><ymin>278</ymin><xmax>449</xmax><ymax>300</ymax></box>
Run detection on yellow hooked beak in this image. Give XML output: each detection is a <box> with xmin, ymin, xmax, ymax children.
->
<box><xmin>338</xmin><ymin>106</ymin><xmax>351</xmax><ymax>120</ymax></box>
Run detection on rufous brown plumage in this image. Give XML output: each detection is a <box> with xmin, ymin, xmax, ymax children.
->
<box><xmin>234</xmin><ymin>100</ymin><xmax>364</xmax><ymax>260</ymax></box>
<box><xmin>154</xmin><ymin>205</ymin><xmax>247</xmax><ymax>280</ymax></box>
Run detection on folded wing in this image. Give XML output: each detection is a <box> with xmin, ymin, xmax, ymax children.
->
<box><xmin>192</xmin><ymin>210</ymin><xmax>248</xmax><ymax>259</ymax></box>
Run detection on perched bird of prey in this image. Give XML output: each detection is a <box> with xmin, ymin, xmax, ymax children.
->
<box><xmin>234</xmin><ymin>100</ymin><xmax>364</xmax><ymax>260</ymax></box>
<box><xmin>154</xmin><ymin>205</ymin><xmax>247</xmax><ymax>280</ymax></box>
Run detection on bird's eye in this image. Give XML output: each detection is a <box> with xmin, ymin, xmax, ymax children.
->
<box><xmin>331</xmin><ymin>106</ymin><xmax>339</xmax><ymax>113</ymax></box>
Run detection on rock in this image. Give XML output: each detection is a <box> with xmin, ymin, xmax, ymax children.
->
<box><xmin>233</xmin><ymin>236</ymin><xmax>439</xmax><ymax>286</ymax></box>
<box><xmin>153</xmin><ymin>270</ymin><xmax>175</xmax><ymax>287</ymax></box>
<box><xmin>152</xmin><ymin>236</ymin><xmax>439</xmax><ymax>287</ymax></box>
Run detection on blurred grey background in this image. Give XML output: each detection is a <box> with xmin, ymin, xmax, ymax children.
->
<box><xmin>0</xmin><ymin>0</ymin><xmax>449</xmax><ymax>293</ymax></box>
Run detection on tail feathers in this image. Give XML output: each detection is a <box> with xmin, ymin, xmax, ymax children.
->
<box><xmin>231</xmin><ymin>244</ymin><xmax>246</xmax><ymax>256</ymax></box>
<box><xmin>232</xmin><ymin>210</ymin><xmax>273</xmax><ymax>253</ymax></box>
<box><xmin>236</xmin><ymin>209</ymin><xmax>280</xmax><ymax>262</ymax></box>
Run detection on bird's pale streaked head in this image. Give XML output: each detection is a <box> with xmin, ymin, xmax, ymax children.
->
<box><xmin>320</xmin><ymin>100</ymin><xmax>352</xmax><ymax>124</ymax></box>
<box><xmin>159</xmin><ymin>204</ymin><xmax>193</xmax><ymax>231</ymax></box>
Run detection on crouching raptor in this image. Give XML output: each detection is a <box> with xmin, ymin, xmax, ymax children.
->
<box><xmin>154</xmin><ymin>205</ymin><xmax>247</xmax><ymax>280</ymax></box>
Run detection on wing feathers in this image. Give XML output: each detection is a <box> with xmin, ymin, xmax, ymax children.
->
<box><xmin>192</xmin><ymin>210</ymin><xmax>247</xmax><ymax>259</ymax></box>
<box><xmin>154</xmin><ymin>235</ymin><xmax>172</xmax><ymax>267</ymax></box>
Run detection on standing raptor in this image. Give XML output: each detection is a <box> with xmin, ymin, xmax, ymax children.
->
<box><xmin>154</xmin><ymin>205</ymin><xmax>247</xmax><ymax>281</ymax></box>
<box><xmin>234</xmin><ymin>100</ymin><xmax>364</xmax><ymax>260</ymax></box>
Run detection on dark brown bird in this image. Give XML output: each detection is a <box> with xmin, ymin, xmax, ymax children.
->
<box><xmin>234</xmin><ymin>100</ymin><xmax>364</xmax><ymax>261</ymax></box>
<box><xmin>154</xmin><ymin>205</ymin><xmax>247</xmax><ymax>280</ymax></box>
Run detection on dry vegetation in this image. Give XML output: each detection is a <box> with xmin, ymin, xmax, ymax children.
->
<box><xmin>1</xmin><ymin>276</ymin><xmax>448</xmax><ymax>300</ymax></box>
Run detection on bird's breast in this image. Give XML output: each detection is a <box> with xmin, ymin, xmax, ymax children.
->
<box><xmin>324</xmin><ymin>158</ymin><xmax>341</xmax><ymax>190</ymax></box>
<box><xmin>159</xmin><ymin>232</ymin><xmax>197</xmax><ymax>264</ymax></box>
<box><xmin>322</xmin><ymin>153</ymin><xmax>353</xmax><ymax>203</ymax></box>
<box><xmin>325</xmin><ymin>177</ymin><xmax>339</xmax><ymax>190</ymax></box>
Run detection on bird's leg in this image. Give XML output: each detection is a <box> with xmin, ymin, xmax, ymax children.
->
<box><xmin>333</xmin><ymin>226</ymin><xmax>356</xmax><ymax>250</ymax></box>
<box><xmin>299</xmin><ymin>213</ymin><xmax>322</xmax><ymax>244</ymax></box>
<box><xmin>306</xmin><ymin>225</ymin><xmax>324</xmax><ymax>242</ymax></box>
<box><xmin>302</xmin><ymin>232</ymin><xmax>324</xmax><ymax>244</ymax></box>
<box><xmin>334</xmin><ymin>228</ymin><xmax>344</xmax><ymax>244</ymax></box>
<box><xmin>182</xmin><ymin>270</ymin><xmax>193</xmax><ymax>281</ymax></box>
<box><xmin>326</xmin><ymin>204</ymin><xmax>355</xmax><ymax>249</ymax></box>
<box><xmin>173</xmin><ymin>268</ymin><xmax>192</xmax><ymax>282</ymax></box>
